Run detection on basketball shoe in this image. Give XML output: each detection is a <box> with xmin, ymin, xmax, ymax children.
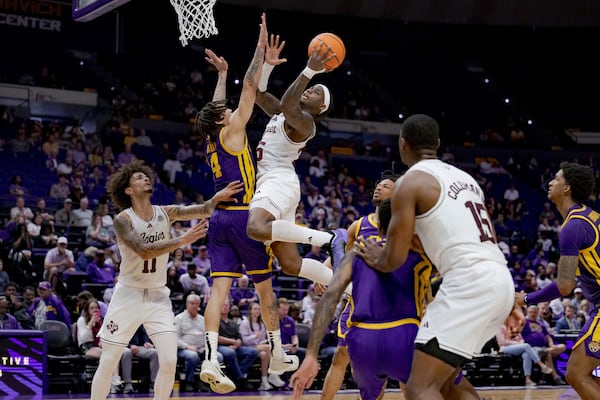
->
<box><xmin>268</xmin><ymin>353</ymin><xmax>299</xmax><ymax>375</ymax></box>
<box><xmin>200</xmin><ymin>360</ymin><xmax>236</xmax><ymax>394</ymax></box>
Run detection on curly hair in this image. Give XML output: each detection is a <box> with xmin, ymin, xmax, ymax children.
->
<box><xmin>560</xmin><ymin>162</ymin><xmax>594</xmax><ymax>204</ymax></box>
<box><xmin>105</xmin><ymin>160</ymin><xmax>154</xmax><ymax>211</ymax></box>
<box><xmin>195</xmin><ymin>100</ymin><xmax>228</xmax><ymax>143</ymax></box>
<box><xmin>401</xmin><ymin>114</ymin><xmax>439</xmax><ymax>151</ymax></box>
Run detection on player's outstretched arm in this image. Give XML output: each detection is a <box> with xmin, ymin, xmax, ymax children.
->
<box><xmin>205</xmin><ymin>48</ymin><xmax>228</xmax><ymax>102</ymax></box>
<box><xmin>114</xmin><ymin>214</ymin><xmax>208</xmax><ymax>260</ymax></box>
<box><xmin>230</xmin><ymin>12</ymin><xmax>267</xmax><ymax>127</ymax></box>
<box><xmin>255</xmin><ymin>28</ymin><xmax>287</xmax><ymax>116</ymax></box>
<box><xmin>165</xmin><ymin>181</ymin><xmax>243</xmax><ymax>221</ymax></box>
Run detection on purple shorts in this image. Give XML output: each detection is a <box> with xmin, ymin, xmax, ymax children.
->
<box><xmin>337</xmin><ymin>301</ymin><xmax>351</xmax><ymax>347</ymax></box>
<box><xmin>207</xmin><ymin>209</ymin><xmax>273</xmax><ymax>283</ymax></box>
<box><xmin>346</xmin><ymin>323</ymin><xmax>418</xmax><ymax>400</ymax></box>
<box><xmin>575</xmin><ymin>307</ymin><xmax>600</xmax><ymax>359</ymax></box>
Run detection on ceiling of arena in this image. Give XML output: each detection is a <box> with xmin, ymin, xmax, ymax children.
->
<box><xmin>220</xmin><ymin>0</ymin><xmax>600</xmax><ymax>27</ymax></box>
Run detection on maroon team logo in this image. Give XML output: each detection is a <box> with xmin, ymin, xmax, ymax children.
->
<box><xmin>106</xmin><ymin>320</ymin><xmax>119</xmax><ymax>334</ymax></box>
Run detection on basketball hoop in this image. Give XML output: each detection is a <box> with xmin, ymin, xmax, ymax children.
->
<box><xmin>170</xmin><ymin>0</ymin><xmax>218</xmax><ymax>46</ymax></box>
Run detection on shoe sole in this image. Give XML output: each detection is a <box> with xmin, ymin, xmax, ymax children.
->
<box><xmin>199</xmin><ymin>370</ymin><xmax>236</xmax><ymax>394</ymax></box>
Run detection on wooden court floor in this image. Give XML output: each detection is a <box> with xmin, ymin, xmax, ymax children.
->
<box><xmin>44</xmin><ymin>386</ymin><xmax>580</xmax><ymax>400</ymax></box>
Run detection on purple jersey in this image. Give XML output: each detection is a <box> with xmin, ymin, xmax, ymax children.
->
<box><xmin>349</xmin><ymin>248</ymin><xmax>431</xmax><ymax>326</ymax></box>
<box><xmin>206</xmin><ymin>129</ymin><xmax>256</xmax><ymax>207</ymax></box>
<box><xmin>345</xmin><ymin>216</ymin><xmax>432</xmax><ymax>396</ymax></box>
<box><xmin>353</xmin><ymin>214</ymin><xmax>380</xmax><ymax>244</ymax></box>
<box><xmin>337</xmin><ymin>214</ymin><xmax>381</xmax><ymax>344</ymax></box>
<box><xmin>206</xmin><ymin>130</ymin><xmax>272</xmax><ymax>283</ymax></box>
<box><xmin>560</xmin><ymin>205</ymin><xmax>600</xmax><ymax>359</ymax></box>
<box><xmin>559</xmin><ymin>205</ymin><xmax>600</xmax><ymax>307</ymax></box>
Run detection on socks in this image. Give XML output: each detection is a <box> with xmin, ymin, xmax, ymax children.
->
<box><xmin>205</xmin><ymin>331</ymin><xmax>219</xmax><ymax>363</ymax></box>
<box><xmin>267</xmin><ymin>329</ymin><xmax>284</xmax><ymax>359</ymax></box>
<box><xmin>272</xmin><ymin>220</ymin><xmax>333</xmax><ymax>246</ymax></box>
<box><xmin>299</xmin><ymin>258</ymin><xmax>333</xmax><ymax>286</ymax></box>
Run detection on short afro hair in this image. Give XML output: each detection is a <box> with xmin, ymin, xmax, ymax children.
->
<box><xmin>560</xmin><ymin>162</ymin><xmax>594</xmax><ymax>204</ymax></box>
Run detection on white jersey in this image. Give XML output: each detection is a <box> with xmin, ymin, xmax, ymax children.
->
<box><xmin>411</xmin><ymin>159</ymin><xmax>506</xmax><ymax>276</ymax></box>
<box><xmin>256</xmin><ymin>113</ymin><xmax>315</xmax><ymax>182</ymax></box>
<box><xmin>118</xmin><ymin>205</ymin><xmax>171</xmax><ymax>289</ymax></box>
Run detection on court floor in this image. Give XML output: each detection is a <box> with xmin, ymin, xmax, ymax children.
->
<box><xmin>40</xmin><ymin>386</ymin><xmax>579</xmax><ymax>400</ymax></box>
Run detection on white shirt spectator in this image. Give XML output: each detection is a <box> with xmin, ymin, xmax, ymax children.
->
<box><xmin>503</xmin><ymin>185</ymin><xmax>520</xmax><ymax>202</ymax></box>
<box><xmin>179</xmin><ymin>270</ymin><xmax>210</xmax><ymax>301</ymax></box>
<box><xmin>175</xmin><ymin>308</ymin><xmax>206</xmax><ymax>352</ymax></box>
<box><xmin>163</xmin><ymin>157</ymin><xmax>182</xmax><ymax>185</ymax></box>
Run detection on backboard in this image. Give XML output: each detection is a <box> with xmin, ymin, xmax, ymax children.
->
<box><xmin>72</xmin><ymin>0</ymin><xmax>132</xmax><ymax>22</ymax></box>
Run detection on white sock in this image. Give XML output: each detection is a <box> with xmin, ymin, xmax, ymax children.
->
<box><xmin>267</xmin><ymin>329</ymin><xmax>284</xmax><ymax>359</ymax></box>
<box><xmin>205</xmin><ymin>331</ymin><xmax>219</xmax><ymax>363</ymax></box>
<box><xmin>299</xmin><ymin>258</ymin><xmax>333</xmax><ymax>286</ymax></box>
<box><xmin>272</xmin><ymin>220</ymin><xmax>333</xmax><ymax>246</ymax></box>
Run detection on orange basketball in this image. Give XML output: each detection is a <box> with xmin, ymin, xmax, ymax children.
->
<box><xmin>308</xmin><ymin>32</ymin><xmax>346</xmax><ymax>71</ymax></box>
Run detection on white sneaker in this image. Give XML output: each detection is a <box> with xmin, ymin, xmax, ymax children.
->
<box><xmin>199</xmin><ymin>360</ymin><xmax>236</xmax><ymax>394</ymax></box>
<box><xmin>268</xmin><ymin>353</ymin><xmax>299</xmax><ymax>375</ymax></box>
<box><xmin>268</xmin><ymin>373</ymin><xmax>286</xmax><ymax>388</ymax></box>
<box><xmin>258</xmin><ymin>380</ymin><xmax>273</xmax><ymax>391</ymax></box>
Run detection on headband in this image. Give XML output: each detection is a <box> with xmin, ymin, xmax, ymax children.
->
<box><xmin>317</xmin><ymin>84</ymin><xmax>331</xmax><ymax>114</ymax></box>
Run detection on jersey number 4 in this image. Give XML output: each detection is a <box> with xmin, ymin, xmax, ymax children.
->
<box><xmin>142</xmin><ymin>258</ymin><xmax>157</xmax><ymax>273</ymax></box>
<box><xmin>465</xmin><ymin>201</ymin><xmax>496</xmax><ymax>243</ymax></box>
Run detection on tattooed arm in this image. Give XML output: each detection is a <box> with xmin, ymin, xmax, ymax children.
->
<box><xmin>228</xmin><ymin>12</ymin><xmax>267</xmax><ymax>133</ymax></box>
<box><xmin>113</xmin><ymin>213</ymin><xmax>208</xmax><ymax>260</ymax></box>
<box><xmin>305</xmin><ymin>250</ymin><xmax>353</xmax><ymax>357</ymax></box>
<box><xmin>290</xmin><ymin>249</ymin><xmax>353</xmax><ymax>397</ymax></box>
<box><xmin>164</xmin><ymin>180</ymin><xmax>244</xmax><ymax>221</ymax></box>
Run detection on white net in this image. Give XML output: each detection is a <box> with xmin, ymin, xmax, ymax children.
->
<box><xmin>170</xmin><ymin>0</ymin><xmax>219</xmax><ymax>47</ymax></box>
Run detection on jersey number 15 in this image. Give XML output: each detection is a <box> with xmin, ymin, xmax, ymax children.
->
<box><xmin>465</xmin><ymin>201</ymin><xmax>496</xmax><ymax>243</ymax></box>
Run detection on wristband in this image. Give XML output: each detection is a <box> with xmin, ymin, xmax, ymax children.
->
<box><xmin>523</xmin><ymin>294</ymin><xmax>528</xmax><ymax>305</ymax></box>
<box><xmin>301</xmin><ymin>66</ymin><xmax>324</xmax><ymax>80</ymax></box>
<box><xmin>258</xmin><ymin>62</ymin><xmax>274</xmax><ymax>92</ymax></box>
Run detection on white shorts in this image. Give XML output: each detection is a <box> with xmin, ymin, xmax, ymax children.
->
<box><xmin>415</xmin><ymin>263</ymin><xmax>514</xmax><ymax>359</ymax></box>
<box><xmin>99</xmin><ymin>282</ymin><xmax>176</xmax><ymax>346</ymax></box>
<box><xmin>250</xmin><ymin>172</ymin><xmax>300</xmax><ymax>223</ymax></box>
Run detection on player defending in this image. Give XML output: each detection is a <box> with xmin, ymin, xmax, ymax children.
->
<box><xmin>319</xmin><ymin>173</ymin><xmax>398</xmax><ymax>400</ymax></box>
<box><xmin>290</xmin><ymin>199</ymin><xmax>433</xmax><ymax>399</ymax></box>
<box><xmin>89</xmin><ymin>161</ymin><xmax>241</xmax><ymax>400</ymax></box>
<box><xmin>246</xmin><ymin>30</ymin><xmax>342</xmax><ymax>288</ymax></box>
<box><xmin>195</xmin><ymin>14</ymin><xmax>299</xmax><ymax>394</ymax></box>
<box><xmin>355</xmin><ymin>114</ymin><xmax>514</xmax><ymax>400</ymax></box>
<box><xmin>516</xmin><ymin>162</ymin><xmax>600</xmax><ymax>400</ymax></box>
